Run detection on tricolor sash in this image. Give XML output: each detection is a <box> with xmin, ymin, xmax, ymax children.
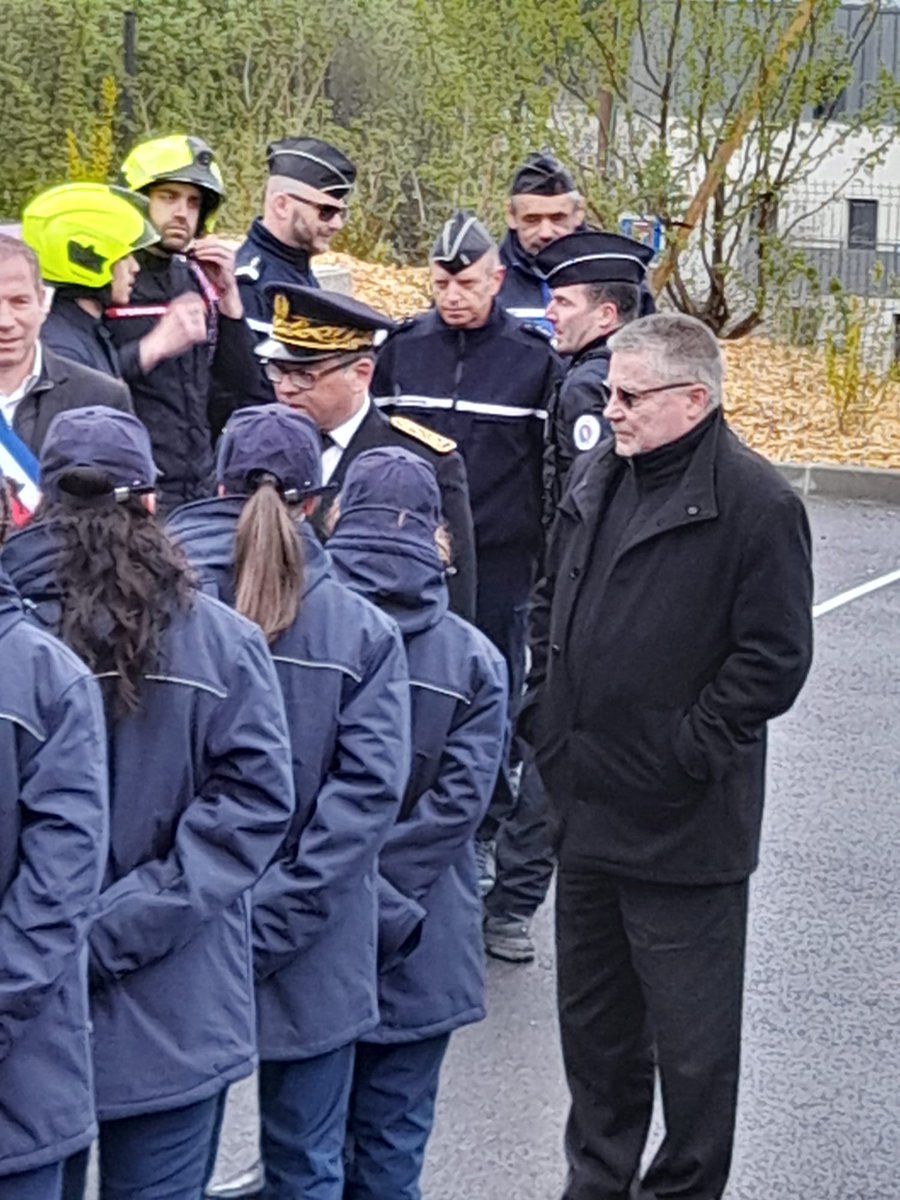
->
<box><xmin>0</xmin><ymin>416</ymin><xmax>41</xmax><ymax>524</ymax></box>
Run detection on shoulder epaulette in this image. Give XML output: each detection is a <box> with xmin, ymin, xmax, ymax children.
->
<box><xmin>235</xmin><ymin>255</ymin><xmax>261</xmax><ymax>282</ymax></box>
<box><xmin>389</xmin><ymin>415</ymin><xmax>457</xmax><ymax>454</ymax></box>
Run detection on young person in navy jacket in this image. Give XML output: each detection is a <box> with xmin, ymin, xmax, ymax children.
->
<box><xmin>168</xmin><ymin>405</ymin><xmax>411</xmax><ymax>1200</ymax></box>
<box><xmin>0</xmin><ymin>468</ymin><xmax>108</xmax><ymax>1200</ymax></box>
<box><xmin>2</xmin><ymin>408</ymin><xmax>296</xmax><ymax>1200</ymax></box>
<box><xmin>328</xmin><ymin>447</ymin><xmax>507</xmax><ymax>1200</ymax></box>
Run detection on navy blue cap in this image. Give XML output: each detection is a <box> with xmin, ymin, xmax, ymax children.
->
<box><xmin>216</xmin><ymin>404</ymin><xmax>325</xmax><ymax>500</ymax></box>
<box><xmin>40</xmin><ymin>407</ymin><xmax>158</xmax><ymax>502</ymax></box>
<box><xmin>256</xmin><ymin>283</ymin><xmax>396</xmax><ymax>364</ymax></box>
<box><xmin>341</xmin><ymin>447</ymin><xmax>441</xmax><ymax>530</ymax></box>
<box><xmin>510</xmin><ymin>152</ymin><xmax>576</xmax><ymax>197</ymax></box>
<box><xmin>536</xmin><ymin>229</ymin><xmax>654</xmax><ymax>287</ymax></box>
<box><xmin>431</xmin><ymin>210</ymin><xmax>495</xmax><ymax>274</ymax></box>
<box><xmin>266</xmin><ymin>137</ymin><xmax>356</xmax><ymax>196</ymax></box>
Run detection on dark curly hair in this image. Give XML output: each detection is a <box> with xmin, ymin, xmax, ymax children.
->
<box><xmin>45</xmin><ymin>469</ymin><xmax>195</xmax><ymax>717</ymax></box>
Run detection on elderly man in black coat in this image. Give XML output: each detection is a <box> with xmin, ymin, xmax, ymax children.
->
<box><xmin>525</xmin><ymin>313</ymin><xmax>814</xmax><ymax>1200</ymax></box>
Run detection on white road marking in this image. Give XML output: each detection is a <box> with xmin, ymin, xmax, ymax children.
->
<box><xmin>813</xmin><ymin>567</ymin><xmax>900</xmax><ymax>618</ymax></box>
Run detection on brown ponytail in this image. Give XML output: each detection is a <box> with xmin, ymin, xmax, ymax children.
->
<box><xmin>234</xmin><ymin>476</ymin><xmax>304</xmax><ymax>643</ymax></box>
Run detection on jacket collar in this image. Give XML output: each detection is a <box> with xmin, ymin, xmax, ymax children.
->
<box><xmin>248</xmin><ymin>217</ymin><xmax>314</xmax><ymax>275</ymax></box>
<box><xmin>32</xmin><ymin>343</ymin><xmax>68</xmax><ymax>394</ymax></box>
<box><xmin>564</xmin><ymin>409</ymin><xmax>723</xmax><ymax>551</ymax></box>
<box><xmin>570</xmin><ymin>332</ymin><xmax>611</xmax><ymax>368</ymax></box>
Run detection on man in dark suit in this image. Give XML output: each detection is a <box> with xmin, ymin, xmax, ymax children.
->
<box><xmin>0</xmin><ymin>235</ymin><xmax>132</xmax><ymax>520</ymax></box>
<box><xmin>251</xmin><ymin>283</ymin><xmax>476</xmax><ymax>619</ymax></box>
<box><xmin>526</xmin><ymin>312</ymin><xmax>814</xmax><ymax>1200</ymax></box>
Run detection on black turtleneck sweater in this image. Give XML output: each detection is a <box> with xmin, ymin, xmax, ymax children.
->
<box><xmin>568</xmin><ymin>409</ymin><xmax>719</xmax><ymax>653</ymax></box>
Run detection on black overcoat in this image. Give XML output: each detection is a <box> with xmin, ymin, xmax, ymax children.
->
<box><xmin>527</xmin><ymin>410</ymin><xmax>814</xmax><ymax>884</ymax></box>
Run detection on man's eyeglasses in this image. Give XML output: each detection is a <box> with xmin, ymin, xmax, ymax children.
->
<box><xmin>264</xmin><ymin>359</ymin><xmax>349</xmax><ymax>389</ymax></box>
<box><xmin>285</xmin><ymin>192</ymin><xmax>349</xmax><ymax>223</ymax></box>
<box><xmin>606</xmin><ymin>381</ymin><xmax>699</xmax><ymax>410</ymax></box>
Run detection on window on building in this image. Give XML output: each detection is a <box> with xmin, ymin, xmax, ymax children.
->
<box><xmin>847</xmin><ymin>199</ymin><xmax>878</xmax><ymax>250</ymax></box>
<box><xmin>893</xmin><ymin>314</ymin><xmax>900</xmax><ymax>367</ymax></box>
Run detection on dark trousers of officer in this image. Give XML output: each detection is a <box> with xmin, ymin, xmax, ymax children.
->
<box><xmin>555</xmin><ymin>866</ymin><xmax>749</xmax><ymax>1200</ymax></box>
<box><xmin>485</xmin><ymin>744</ymin><xmax>556</xmax><ymax>919</ymax></box>
<box><xmin>62</xmin><ymin>1095</ymin><xmax>222</xmax><ymax>1200</ymax></box>
<box><xmin>258</xmin><ymin>1044</ymin><xmax>355</xmax><ymax>1199</ymax></box>
<box><xmin>345</xmin><ymin>1035</ymin><xmax>450</xmax><ymax>1200</ymax></box>
<box><xmin>475</xmin><ymin>546</ymin><xmax>533</xmax><ymax>839</ymax></box>
<box><xmin>4</xmin><ymin>1161</ymin><xmax>63</xmax><ymax>1200</ymax></box>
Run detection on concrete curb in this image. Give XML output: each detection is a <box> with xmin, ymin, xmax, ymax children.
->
<box><xmin>776</xmin><ymin>461</ymin><xmax>900</xmax><ymax>505</ymax></box>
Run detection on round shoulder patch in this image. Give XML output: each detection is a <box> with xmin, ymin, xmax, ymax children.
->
<box><xmin>573</xmin><ymin>413</ymin><xmax>602</xmax><ymax>452</ymax></box>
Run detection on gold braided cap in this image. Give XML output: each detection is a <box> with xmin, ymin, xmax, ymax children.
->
<box><xmin>272</xmin><ymin>292</ymin><xmax>376</xmax><ymax>351</ymax></box>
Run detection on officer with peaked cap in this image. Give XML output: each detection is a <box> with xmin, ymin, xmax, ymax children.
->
<box><xmin>372</xmin><ymin>209</ymin><xmax>562</xmax><ymax>918</ymax></box>
<box><xmin>254</xmin><ymin>281</ymin><xmax>477</xmax><ymax>619</ymax></box>
<box><xmin>537</xmin><ymin>229</ymin><xmax>655</xmax><ymax>525</ymax></box>
<box><xmin>235</xmin><ymin>136</ymin><xmax>356</xmax><ymax>402</ymax></box>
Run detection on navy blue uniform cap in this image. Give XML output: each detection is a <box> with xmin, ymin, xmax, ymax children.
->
<box><xmin>431</xmin><ymin>210</ymin><xmax>495</xmax><ymax>274</ymax></box>
<box><xmin>217</xmin><ymin>404</ymin><xmax>326</xmax><ymax>500</ymax></box>
<box><xmin>266</xmin><ymin>137</ymin><xmax>356</xmax><ymax>196</ymax></box>
<box><xmin>510</xmin><ymin>152</ymin><xmax>576</xmax><ymax>197</ymax></box>
<box><xmin>341</xmin><ymin>447</ymin><xmax>442</xmax><ymax>530</ymax></box>
<box><xmin>256</xmin><ymin>283</ymin><xmax>395</xmax><ymax>364</ymax></box>
<box><xmin>536</xmin><ymin>229</ymin><xmax>654</xmax><ymax>287</ymax></box>
<box><xmin>40</xmin><ymin>406</ymin><xmax>158</xmax><ymax>502</ymax></box>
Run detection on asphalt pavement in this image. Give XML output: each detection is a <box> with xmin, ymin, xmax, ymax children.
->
<box><xmin>106</xmin><ymin>494</ymin><xmax>900</xmax><ymax>1200</ymax></box>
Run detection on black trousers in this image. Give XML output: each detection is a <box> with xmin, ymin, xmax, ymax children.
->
<box><xmin>474</xmin><ymin>547</ymin><xmax>533</xmax><ymax>838</ymax></box>
<box><xmin>555</xmin><ymin>865</ymin><xmax>749</xmax><ymax>1200</ymax></box>
<box><xmin>485</xmin><ymin>745</ymin><xmax>556</xmax><ymax>919</ymax></box>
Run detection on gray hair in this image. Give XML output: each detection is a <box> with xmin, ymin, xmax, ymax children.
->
<box><xmin>608</xmin><ymin>313</ymin><xmax>724</xmax><ymax>409</ymax></box>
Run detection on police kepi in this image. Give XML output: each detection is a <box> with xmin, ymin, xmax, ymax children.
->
<box><xmin>535</xmin><ymin>227</ymin><xmax>655</xmax><ymax>288</ymax></box>
<box><xmin>255</xmin><ymin>284</ymin><xmax>395</xmax><ymax>363</ymax></box>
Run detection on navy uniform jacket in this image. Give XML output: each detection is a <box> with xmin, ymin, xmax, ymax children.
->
<box><xmin>527</xmin><ymin>410</ymin><xmax>814</xmax><ymax>884</ymax></box>
<box><xmin>234</xmin><ymin>218</ymin><xmax>319</xmax><ymax>406</ymax></box>
<box><xmin>543</xmin><ymin>335</ymin><xmax>613</xmax><ymax>531</ymax></box>
<box><xmin>104</xmin><ymin>248</ymin><xmax>261</xmax><ymax>512</ymax></box>
<box><xmin>323</xmin><ymin>403</ymin><xmax>478</xmax><ymax>622</ymax></box>
<box><xmin>41</xmin><ymin>292</ymin><xmax>123</xmax><ymax>378</ymax></box>
<box><xmin>168</xmin><ymin>499</ymin><xmax>410</xmax><ymax>1060</ymax></box>
<box><xmin>0</xmin><ymin>567</ymin><xmax>107</xmax><ymax>1178</ymax></box>
<box><xmin>497</xmin><ymin>230</ymin><xmax>554</xmax><ymax>332</ymax></box>
<box><xmin>371</xmin><ymin>303</ymin><xmax>561</xmax><ymax>566</ymax></box>
<box><xmin>329</xmin><ymin>509</ymin><xmax>507</xmax><ymax>1042</ymax></box>
<box><xmin>3</xmin><ymin>522</ymin><xmax>296</xmax><ymax>1120</ymax></box>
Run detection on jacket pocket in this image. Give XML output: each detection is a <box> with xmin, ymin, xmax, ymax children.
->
<box><xmin>571</xmin><ymin>704</ymin><xmax>703</xmax><ymax>807</ymax></box>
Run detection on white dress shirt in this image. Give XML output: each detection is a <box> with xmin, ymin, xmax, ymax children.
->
<box><xmin>0</xmin><ymin>342</ymin><xmax>43</xmax><ymax>428</ymax></box>
<box><xmin>321</xmin><ymin>395</ymin><xmax>371</xmax><ymax>485</ymax></box>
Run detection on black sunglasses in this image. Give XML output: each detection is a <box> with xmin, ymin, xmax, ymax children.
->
<box><xmin>606</xmin><ymin>381</ymin><xmax>699</xmax><ymax>410</ymax></box>
<box><xmin>285</xmin><ymin>192</ymin><xmax>349</xmax><ymax>223</ymax></box>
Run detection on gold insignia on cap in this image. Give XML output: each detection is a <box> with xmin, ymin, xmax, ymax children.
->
<box><xmin>390</xmin><ymin>416</ymin><xmax>457</xmax><ymax>454</ymax></box>
<box><xmin>271</xmin><ymin>308</ymin><xmax>376</xmax><ymax>352</ymax></box>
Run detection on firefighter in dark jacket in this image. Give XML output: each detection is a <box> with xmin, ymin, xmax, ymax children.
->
<box><xmin>371</xmin><ymin>212</ymin><xmax>561</xmax><ymax>908</ymax></box>
<box><xmin>525</xmin><ymin>313</ymin><xmax>814</xmax><ymax>1200</ymax></box>
<box><xmin>108</xmin><ymin>135</ymin><xmax>261</xmax><ymax>511</ymax></box>
<box><xmin>3</xmin><ymin>407</ymin><xmax>296</xmax><ymax>1199</ymax></box>
<box><xmin>0</xmin><ymin>467</ymin><xmax>108</xmax><ymax>1200</ymax></box>
<box><xmin>22</xmin><ymin>182</ymin><xmax>159</xmax><ymax>379</ymax></box>
<box><xmin>236</xmin><ymin>136</ymin><xmax>355</xmax><ymax>404</ymax></box>
<box><xmin>255</xmin><ymin>282</ymin><xmax>478</xmax><ymax>620</ymax></box>
<box><xmin>536</xmin><ymin>229</ymin><xmax>656</xmax><ymax>529</ymax></box>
